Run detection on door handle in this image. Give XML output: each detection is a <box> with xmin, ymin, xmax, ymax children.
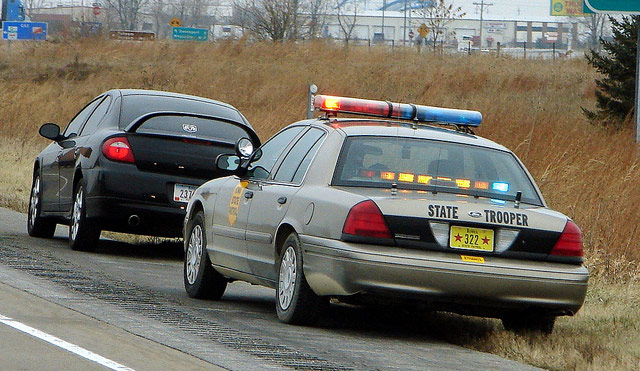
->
<box><xmin>277</xmin><ymin>196</ymin><xmax>287</xmax><ymax>204</ymax></box>
<box><xmin>244</xmin><ymin>191</ymin><xmax>253</xmax><ymax>199</ymax></box>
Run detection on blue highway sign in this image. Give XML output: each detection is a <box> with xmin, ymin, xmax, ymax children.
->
<box><xmin>2</xmin><ymin>21</ymin><xmax>47</xmax><ymax>40</ymax></box>
<box><xmin>172</xmin><ymin>27</ymin><xmax>208</xmax><ymax>41</ymax></box>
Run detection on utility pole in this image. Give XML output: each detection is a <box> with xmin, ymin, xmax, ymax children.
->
<box><xmin>403</xmin><ymin>0</ymin><xmax>407</xmax><ymax>46</ymax></box>
<box><xmin>382</xmin><ymin>0</ymin><xmax>386</xmax><ymax>40</ymax></box>
<box><xmin>473</xmin><ymin>0</ymin><xmax>493</xmax><ymax>49</ymax></box>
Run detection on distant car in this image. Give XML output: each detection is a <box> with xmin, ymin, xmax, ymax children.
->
<box><xmin>183</xmin><ymin>94</ymin><xmax>588</xmax><ymax>333</ymax></box>
<box><xmin>28</xmin><ymin>89</ymin><xmax>260</xmax><ymax>251</ymax></box>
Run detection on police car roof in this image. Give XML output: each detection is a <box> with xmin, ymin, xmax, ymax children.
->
<box><xmin>312</xmin><ymin>118</ymin><xmax>508</xmax><ymax>152</ymax></box>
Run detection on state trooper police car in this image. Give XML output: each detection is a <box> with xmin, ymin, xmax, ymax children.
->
<box><xmin>183</xmin><ymin>93</ymin><xmax>588</xmax><ymax>334</ymax></box>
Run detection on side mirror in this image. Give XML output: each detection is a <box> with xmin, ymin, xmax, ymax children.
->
<box><xmin>235</xmin><ymin>137</ymin><xmax>254</xmax><ymax>158</ymax></box>
<box><xmin>252</xmin><ymin>149</ymin><xmax>263</xmax><ymax>162</ymax></box>
<box><xmin>216</xmin><ymin>154</ymin><xmax>241</xmax><ymax>171</ymax></box>
<box><xmin>39</xmin><ymin>123</ymin><xmax>61</xmax><ymax>141</ymax></box>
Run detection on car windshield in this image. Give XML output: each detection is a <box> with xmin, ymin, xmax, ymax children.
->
<box><xmin>332</xmin><ymin>136</ymin><xmax>542</xmax><ymax>205</ymax></box>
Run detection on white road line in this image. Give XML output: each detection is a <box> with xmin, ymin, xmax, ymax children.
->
<box><xmin>0</xmin><ymin>313</ymin><xmax>134</xmax><ymax>371</ymax></box>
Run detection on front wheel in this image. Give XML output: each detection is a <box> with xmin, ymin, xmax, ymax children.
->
<box><xmin>184</xmin><ymin>211</ymin><xmax>227</xmax><ymax>299</ymax></box>
<box><xmin>69</xmin><ymin>183</ymin><xmax>100</xmax><ymax>251</ymax></box>
<box><xmin>27</xmin><ymin>174</ymin><xmax>56</xmax><ymax>238</ymax></box>
<box><xmin>276</xmin><ymin>233</ymin><xmax>326</xmax><ymax>325</ymax></box>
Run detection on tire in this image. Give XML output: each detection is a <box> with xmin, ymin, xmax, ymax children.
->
<box><xmin>184</xmin><ymin>211</ymin><xmax>227</xmax><ymax>299</ymax></box>
<box><xmin>501</xmin><ymin>312</ymin><xmax>556</xmax><ymax>334</ymax></box>
<box><xmin>69</xmin><ymin>183</ymin><xmax>100</xmax><ymax>252</ymax></box>
<box><xmin>27</xmin><ymin>174</ymin><xmax>56</xmax><ymax>238</ymax></box>
<box><xmin>276</xmin><ymin>233</ymin><xmax>326</xmax><ymax>325</ymax></box>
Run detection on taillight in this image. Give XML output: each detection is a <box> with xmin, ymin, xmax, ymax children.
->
<box><xmin>342</xmin><ymin>200</ymin><xmax>392</xmax><ymax>239</ymax></box>
<box><xmin>102</xmin><ymin>137</ymin><xmax>135</xmax><ymax>163</ymax></box>
<box><xmin>550</xmin><ymin>220</ymin><xmax>583</xmax><ymax>257</ymax></box>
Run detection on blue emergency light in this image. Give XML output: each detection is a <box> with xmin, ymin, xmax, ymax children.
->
<box><xmin>314</xmin><ymin>95</ymin><xmax>482</xmax><ymax>127</ymax></box>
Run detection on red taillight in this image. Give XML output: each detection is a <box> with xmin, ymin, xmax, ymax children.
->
<box><xmin>550</xmin><ymin>220</ymin><xmax>583</xmax><ymax>257</ymax></box>
<box><xmin>102</xmin><ymin>137</ymin><xmax>135</xmax><ymax>163</ymax></box>
<box><xmin>342</xmin><ymin>200</ymin><xmax>392</xmax><ymax>239</ymax></box>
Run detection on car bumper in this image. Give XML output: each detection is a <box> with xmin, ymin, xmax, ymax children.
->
<box><xmin>300</xmin><ymin>235</ymin><xmax>589</xmax><ymax>315</ymax></box>
<box><xmin>82</xmin><ymin>164</ymin><xmax>204</xmax><ymax>237</ymax></box>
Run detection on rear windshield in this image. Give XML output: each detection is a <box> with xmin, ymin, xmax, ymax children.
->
<box><xmin>119</xmin><ymin>95</ymin><xmax>245</xmax><ymax>128</ymax></box>
<box><xmin>333</xmin><ymin>136</ymin><xmax>542</xmax><ymax>205</ymax></box>
<box><xmin>134</xmin><ymin>114</ymin><xmax>253</xmax><ymax>144</ymax></box>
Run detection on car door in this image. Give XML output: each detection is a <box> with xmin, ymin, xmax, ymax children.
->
<box><xmin>41</xmin><ymin>97</ymin><xmax>101</xmax><ymax>212</ymax></box>
<box><xmin>58</xmin><ymin>96</ymin><xmax>108</xmax><ymax>212</ymax></box>
<box><xmin>39</xmin><ymin>142</ymin><xmax>63</xmax><ymax>212</ymax></box>
<box><xmin>245</xmin><ymin>127</ymin><xmax>326</xmax><ymax>281</ymax></box>
<box><xmin>209</xmin><ymin>126</ymin><xmax>305</xmax><ymax>275</ymax></box>
<box><xmin>209</xmin><ymin>177</ymin><xmax>254</xmax><ymax>274</ymax></box>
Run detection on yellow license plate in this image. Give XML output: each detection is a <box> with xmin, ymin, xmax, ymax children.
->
<box><xmin>449</xmin><ymin>226</ymin><xmax>494</xmax><ymax>252</ymax></box>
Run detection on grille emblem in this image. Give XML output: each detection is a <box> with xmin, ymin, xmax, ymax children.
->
<box><xmin>182</xmin><ymin>124</ymin><xmax>198</xmax><ymax>133</ymax></box>
<box><xmin>468</xmin><ymin>211</ymin><xmax>483</xmax><ymax>218</ymax></box>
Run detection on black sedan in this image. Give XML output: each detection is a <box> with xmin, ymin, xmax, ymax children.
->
<box><xmin>28</xmin><ymin>89</ymin><xmax>260</xmax><ymax>251</ymax></box>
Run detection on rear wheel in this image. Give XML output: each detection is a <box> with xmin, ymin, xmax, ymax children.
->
<box><xmin>69</xmin><ymin>183</ymin><xmax>100</xmax><ymax>251</ymax></box>
<box><xmin>184</xmin><ymin>211</ymin><xmax>227</xmax><ymax>299</ymax></box>
<box><xmin>501</xmin><ymin>312</ymin><xmax>556</xmax><ymax>334</ymax></box>
<box><xmin>276</xmin><ymin>233</ymin><xmax>326</xmax><ymax>325</ymax></box>
<box><xmin>27</xmin><ymin>174</ymin><xmax>56</xmax><ymax>238</ymax></box>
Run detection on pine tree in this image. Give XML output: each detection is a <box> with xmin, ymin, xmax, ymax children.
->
<box><xmin>585</xmin><ymin>16</ymin><xmax>639</xmax><ymax>127</ymax></box>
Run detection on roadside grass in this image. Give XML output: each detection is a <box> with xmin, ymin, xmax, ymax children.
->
<box><xmin>0</xmin><ymin>39</ymin><xmax>639</xmax><ymax>369</ymax></box>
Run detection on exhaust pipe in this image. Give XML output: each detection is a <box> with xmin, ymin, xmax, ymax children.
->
<box><xmin>128</xmin><ymin>215</ymin><xmax>140</xmax><ymax>227</ymax></box>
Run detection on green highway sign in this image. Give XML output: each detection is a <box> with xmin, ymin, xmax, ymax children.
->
<box><xmin>583</xmin><ymin>0</ymin><xmax>640</xmax><ymax>14</ymax></box>
<box><xmin>172</xmin><ymin>26</ymin><xmax>208</xmax><ymax>41</ymax></box>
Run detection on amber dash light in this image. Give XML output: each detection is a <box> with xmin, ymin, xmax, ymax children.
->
<box><xmin>417</xmin><ymin>175</ymin><xmax>432</xmax><ymax>184</ymax></box>
<box><xmin>456</xmin><ymin>179</ymin><xmax>471</xmax><ymax>188</ymax></box>
<box><xmin>380</xmin><ymin>171</ymin><xmax>396</xmax><ymax>180</ymax></box>
<box><xmin>398</xmin><ymin>173</ymin><xmax>414</xmax><ymax>182</ymax></box>
<box><xmin>474</xmin><ymin>181</ymin><xmax>489</xmax><ymax>190</ymax></box>
<box><xmin>437</xmin><ymin>176</ymin><xmax>452</xmax><ymax>181</ymax></box>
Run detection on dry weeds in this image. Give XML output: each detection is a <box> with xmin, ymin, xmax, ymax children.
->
<box><xmin>0</xmin><ymin>39</ymin><xmax>639</xmax><ymax>369</ymax></box>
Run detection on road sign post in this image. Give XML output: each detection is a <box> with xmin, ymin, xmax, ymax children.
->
<box><xmin>583</xmin><ymin>1</ymin><xmax>640</xmax><ymax>143</ymax></box>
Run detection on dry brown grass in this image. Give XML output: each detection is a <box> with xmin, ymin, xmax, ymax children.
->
<box><xmin>1</xmin><ymin>39</ymin><xmax>640</xmax><ymax>369</ymax></box>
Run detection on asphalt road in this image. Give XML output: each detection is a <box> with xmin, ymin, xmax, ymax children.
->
<box><xmin>0</xmin><ymin>207</ymin><xmax>539</xmax><ymax>370</ymax></box>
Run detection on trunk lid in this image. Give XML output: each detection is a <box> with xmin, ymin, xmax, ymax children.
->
<box><xmin>336</xmin><ymin>187</ymin><xmax>570</xmax><ymax>262</ymax></box>
<box><xmin>124</xmin><ymin>112</ymin><xmax>260</xmax><ymax>179</ymax></box>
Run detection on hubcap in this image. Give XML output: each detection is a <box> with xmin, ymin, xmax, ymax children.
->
<box><xmin>29</xmin><ymin>177</ymin><xmax>40</xmax><ymax>228</ymax></box>
<box><xmin>186</xmin><ymin>224</ymin><xmax>203</xmax><ymax>285</ymax></box>
<box><xmin>278</xmin><ymin>246</ymin><xmax>297</xmax><ymax>310</ymax></box>
<box><xmin>71</xmin><ymin>188</ymin><xmax>83</xmax><ymax>241</ymax></box>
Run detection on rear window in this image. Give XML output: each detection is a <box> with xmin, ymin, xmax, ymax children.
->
<box><xmin>119</xmin><ymin>95</ymin><xmax>245</xmax><ymax>127</ymax></box>
<box><xmin>134</xmin><ymin>114</ymin><xmax>253</xmax><ymax>144</ymax></box>
<box><xmin>333</xmin><ymin>136</ymin><xmax>542</xmax><ymax>205</ymax></box>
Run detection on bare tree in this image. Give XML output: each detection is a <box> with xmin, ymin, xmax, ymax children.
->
<box><xmin>232</xmin><ymin>0</ymin><xmax>303</xmax><ymax>41</ymax></box>
<box><xmin>335</xmin><ymin>0</ymin><xmax>358</xmax><ymax>45</ymax></box>
<box><xmin>149</xmin><ymin>0</ymin><xmax>167</xmax><ymax>37</ymax></box>
<box><xmin>105</xmin><ymin>0</ymin><xmax>149</xmax><ymax>30</ymax></box>
<box><xmin>580</xmin><ymin>13</ymin><xmax>609</xmax><ymax>52</ymax></box>
<box><xmin>303</xmin><ymin>0</ymin><xmax>330</xmax><ymax>39</ymax></box>
<box><xmin>171</xmin><ymin>0</ymin><xmax>190</xmax><ymax>24</ymax></box>
<box><xmin>23</xmin><ymin>0</ymin><xmax>47</xmax><ymax>19</ymax></box>
<box><xmin>413</xmin><ymin>0</ymin><xmax>465</xmax><ymax>50</ymax></box>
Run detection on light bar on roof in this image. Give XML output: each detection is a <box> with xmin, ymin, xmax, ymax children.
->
<box><xmin>313</xmin><ymin>95</ymin><xmax>482</xmax><ymax>127</ymax></box>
